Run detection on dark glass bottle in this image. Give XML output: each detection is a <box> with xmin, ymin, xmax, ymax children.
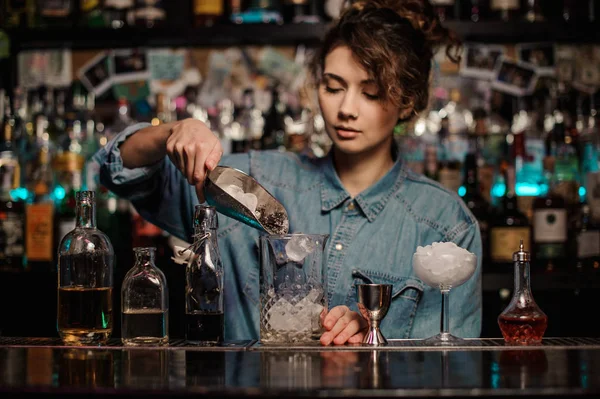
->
<box><xmin>430</xmin><ymin>0</ymin><xmax>459</xmax><ymax>22</ymax></box>
<box><xmin>489</xmin><ymin>160</ymin><xmax>532</xmax><ymax>266</ymax></box>
<box><xmin>461</xmin><ymin>153</ymin><xmax>491</xmax><ymax>260</ymax></box>
<box><xmin>0</xmin><ymin>107</ymin><xmax>26</xmax><ymax>272</ymax></box>
<box><xmin>574</xmin><ymin>203</ymin><xmax>600</xmax><ymax>271</ymax></box>
<box><xmin>185</xmin><ymin>205</ymin><xmax>224</xmax><ymax>345</ymax></box>
<box><xmin>498</xmin><ymin>241</ymin><xmax>548</xmax><ymax>345</ymax></box>
<box><xmin>35</xmin><ymin>0</ymin><xmax>73</xmax><ymax>27</ymax></box>
<box><xmin>103</xmin><ymin>0</ymin><xmax>133</xmax><ymax>29</ymax></box>
<box><xmin>532</xmin><ymin>178</ymin><xmax>568</xmax><ymax>272</ymax></box>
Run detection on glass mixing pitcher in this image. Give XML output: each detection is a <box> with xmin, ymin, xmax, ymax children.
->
<box><xmin>259</xmin><ymin>233</ymin><xmax>329</xmax><ymax>344</ymax></box>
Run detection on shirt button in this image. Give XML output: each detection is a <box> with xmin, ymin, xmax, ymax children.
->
<box><xmin>335</xmin><ymin>243</ymin><xmax>343</xmax><ymax>251</ymax></box>
<box><xmin>347</xmin><ymin>202</ymin><xmax>355</xmax><ymax>211</ymax></box>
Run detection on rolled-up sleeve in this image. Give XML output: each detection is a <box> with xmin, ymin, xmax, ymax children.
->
<box><xmin>92</xmin><ymin>122</ymin><xmax>164</xmax><ymax>201</ymax></box>
<box><xmin>92</xmin><ymin>122</ymin><xmax>251</xmax><ymax>242</ymax></box>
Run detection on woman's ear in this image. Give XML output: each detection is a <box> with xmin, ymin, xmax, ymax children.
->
<box><xmin>397</xmin><ymin>102</ymin><xmax>415</xmax><ymax>122</ymax></box>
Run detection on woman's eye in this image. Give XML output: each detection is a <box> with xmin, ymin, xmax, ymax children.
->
<box><xmin>324</xmin><ymin>86</ymin><xmax>342</xmax><ymax>94</ymax></box>
<box><xmin>364</xmin><ymin>93</ymin><xmax>379</xmax><ymax>100</ymax></box>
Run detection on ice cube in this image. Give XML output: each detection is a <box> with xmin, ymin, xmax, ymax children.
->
<box><xmin>222</xmin><ymin>184</ymin><xmax>244</xmax><ymax>198</ymax></box>
<box><xmin>267</xmin><ymin>297</ymin><xmax>295</xmax><ymax>332</ymax></box>
<box><xmin>240</xmin><ymin>192</ymin><xmax>258</xmax><ymax>214</ymax></box>
<box><xmin>285</xmin><ymin>235</ymin><xmax>316</xmax><ymax>263</ymax></box>
<box><xmin>221</xmin><ymin>184</ymin><xmax>258</xmax><ymax>214</ymax></box>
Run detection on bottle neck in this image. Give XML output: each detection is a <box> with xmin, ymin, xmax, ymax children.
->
<box><xmin>76</xmin><ymin>199</ymin><xmax>96</xmax><ymax>228</ymax></box>
<box><xmin>194</xmin><ymin>225</ymin><xmax>218</xmax><ymax>247</ymax></box>
<box><xmin>513</xmin><ymin>260</ymin><xmax>532</xmax><ymax>294</ymax></box>
<box><xmin>135</xmin><ymin>249</ymin><xmax>155</xmax><ymax>267</ymax></box>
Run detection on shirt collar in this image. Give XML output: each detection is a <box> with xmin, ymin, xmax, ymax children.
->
<box><xmin>320</xmin><ymin>145</ymin><xmax>407</xmax><ymax>222</ymax></box>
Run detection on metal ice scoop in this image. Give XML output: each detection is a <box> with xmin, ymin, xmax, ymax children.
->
<box><xmin>204</xmin><ymin>166</ymin><xmax>290</xmax><ymax>235</ymax></box>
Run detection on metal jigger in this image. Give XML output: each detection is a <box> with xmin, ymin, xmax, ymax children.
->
<box><xmin>357</xmin><ymin>284</ymin><xmax>392</xmax><ymax>346</ymax></box>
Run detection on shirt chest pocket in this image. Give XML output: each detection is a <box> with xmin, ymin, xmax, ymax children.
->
<box><xmin>345</xmin><ymin>269</ymin><xmax>424</xmax><ymax>339</ymax></box>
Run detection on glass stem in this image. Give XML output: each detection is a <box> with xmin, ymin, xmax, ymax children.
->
<box><xmin>440</xmin><ymin>287</ymin><xmax>450</xmax><ymax>335</ymax></box>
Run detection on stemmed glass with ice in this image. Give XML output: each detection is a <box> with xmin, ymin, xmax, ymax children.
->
<box><xmin>412</xmin><ymin>242</ymin><xmax>477</xmax><ymax>346</ymax></box>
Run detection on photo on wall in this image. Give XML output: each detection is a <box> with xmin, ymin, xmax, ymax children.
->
<box><xmin>491</xmin><ymin>57</ymin><xmax>539</xmax><ymax>97</ymax></box>
<box><xmin>516</xmin><ymin>42</ymin><xmax>556</xmax><ymax>76</ymax></box>
<box><xmin>460</xmin><ymin>43</ymin><xmax>506</xmax><ymax>80</ymax></box>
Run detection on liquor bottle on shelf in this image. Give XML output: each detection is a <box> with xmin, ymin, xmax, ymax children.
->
<box><xmin>283</xmin><ymin>0</ymin><xmax>321</xmax><ymax>24</ymax></box>
<box><xmin>231</xmin><ymin>0</ymin><xmax>283</xmax><ymax>24</ymax></box>
<box><xmin>574</xmin><ymin>203</ymin><xmax>600</xmax><ymax>271</ymax></box>
<box><xmin>121</xmin><ymin>247</ymin><xmax>169</xmax><ymax>346</ymax></box>
<box><xmin>35</xmin><ymin>0</ymin><xmax>74</xmax><ymax>28</ymax></box>
<box><xmin>490</xmin><ymin>0</ymin><xmax>520</xmax><ymax>21</ymax></box>
<box><xmin>134</xmin><ymin>0</ymin><xmax>166</xmax><ymax>28</ymax></box>
<box><xmin>53</xmin><ymin>118</ymin><xmax>85</xmax><ymax>245</ymax></box>
<box><xmin>489</xmin><ymin>160</ymin><xmax>532</xmax><ymax>266</ymax></box>
<box><xmin>103</xmin><ymin>0</ymin><xmax>134</xmax><ymax>29</ymax></box>
<box><xmin>185</xmin><ymin>205</ymin><xmax>224</xmax><ymax>345</ymax></box>
<box><xmin>4</xmin><ymin>0</ymin><xmax>34</xmax><ymax>28</ymax></box>
<box><xmin>0</xmin><ymin>102</ymin><xmax>26</xmax><ymax>272</ymax></box>
<box><xmin>25</xmin><ymin>144</ymin><xmax>55</xmax><ymax>271</ymax></box>
<box><xmin>461</xmin><ymin>153</ymin><xmax>491</xmax><ymax>261</ymax></box>
<box><xmin>57</xmin><ymin>190</ymin><xmax>114</xmax><ymax>346</ymax></box>
<box><xmin>430</xmin><ymin>0</ymin><xmax>458</xmax><ymax>22</ymax></box>
<box><xmin>261</xmin><ymin>86</ymin><xmax>288</xmax><ymax>151</ymax></box>
<box><xmin>80</xmin><ymin>0</ymin><xmax>105</xmax><ymax>27</ymax></box>
<box><xmin>192</xmin><ymin>0</ymin><xmax>224</xmax><ymax>27</ymax></box>
<box><xmin>524</xmin><ymin>0</ymin><xmax>544</xmax><ymax>22</ymax></box>
<box><xmin>532</xmin><ymin>166</ymin><xmax>568</xmax><ymax>272</ymax></box>
<box><xmin>498</xmin><ymin>241</ymin><xmax>548</xmax><ymax>345</ymax></box>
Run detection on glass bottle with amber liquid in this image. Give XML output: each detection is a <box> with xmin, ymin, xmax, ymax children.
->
<box><xmin>498</xmin><ymin>241</ymin><xmax>548</xmax><ymax>345</ymax></box>
<box><xmin>192</xmin><ymin>0</ymin><xmax>224</xmax><ymax>27</ymax></box>
<box><xmin>25</xmin><ymin>145</ymin><xmax>55</xmax><ymax>271</ymax></box>
<box><xmin>58</xmin><ymin>191</ymin><xmax>114</xmax><ymax>346</ymax></box>
<box><xmin>185</xmin><ymin>205</ymin><xmax>224</xmax><ymax>345</ymax></box>
<box><xmin>490</xmin><ymin>0</ymin><xmax>520</xmax><ymax>20</ymax></box>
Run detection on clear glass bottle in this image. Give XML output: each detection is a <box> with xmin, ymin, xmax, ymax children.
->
<box><xmin>498</xmin><ymin>241</ymin><xmax>548</xmax><ymax>345</ymax></box>
<box><xmin>57</xmin><ymin>190</ymin><xmax>114</xmax><ymax>346</ymax></box>
<box><xmin>185</xmin><ymin>205</ymin><xmax>224</xmax><ymax>345</ymax></box>
<box><xmin>121</xmin><ymin>247</ymin><xmax>169</xmax><ymax>346</ymax></box>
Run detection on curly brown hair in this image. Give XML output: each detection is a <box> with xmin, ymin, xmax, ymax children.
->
<box><xmin>309</xmin><ymin>0</ymin><xmax>462</xmax><ymax>122</ymax></box>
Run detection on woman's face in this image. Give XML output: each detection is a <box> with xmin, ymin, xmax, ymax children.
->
<box><xmin>318</xmin><ymin>45</ymin><xmax>403</xmax><ymax>157</ymax></box>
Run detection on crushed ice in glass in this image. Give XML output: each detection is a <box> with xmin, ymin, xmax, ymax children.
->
<box><xmin>413</xmin><ymin>241</ymin><xmax>477</xmax><ymax>288</ymax></box>
<box><xmin>263</xmin><ymin>287</ymin><xmax>324</xmax><ymax>339</ymax></box>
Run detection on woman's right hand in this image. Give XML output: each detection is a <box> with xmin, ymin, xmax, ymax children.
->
<box><xmin>165</xmin><ymin>118</ymin><xmax>223</xmax><ymax>203</ymax></box>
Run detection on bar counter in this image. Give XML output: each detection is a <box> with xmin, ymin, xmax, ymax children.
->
<box><xmin>2</xmin><ymin>337</ymin><xmax>600</xmax><ymax>398</ymax></box>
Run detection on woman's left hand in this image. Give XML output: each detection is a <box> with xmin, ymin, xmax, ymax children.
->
<box><xmin>320</xmin><ymin>305</ymin><xmax>368</xmax><ymax>346</ymax></box>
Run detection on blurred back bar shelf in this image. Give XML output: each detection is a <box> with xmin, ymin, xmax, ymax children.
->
<box><xmin>5</xmin><ymin>21</ymin><xmax>600</xmax><ymax>51</ymax></box>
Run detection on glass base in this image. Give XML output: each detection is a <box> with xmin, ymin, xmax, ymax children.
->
<box><xmin>422</xmin><ymin>332</ymin><xmax>467</xmax><ymax>346</ymax></box>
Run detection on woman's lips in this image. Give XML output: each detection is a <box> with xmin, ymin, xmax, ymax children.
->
<box><xmin>335</xmin><ymin>127</ymin><xmax>361</xmax><ymax>139</ymax></box>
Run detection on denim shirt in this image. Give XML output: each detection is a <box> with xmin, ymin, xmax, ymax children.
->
<box><xmin>94</xmin><ymin>123</ymin><xmax>483</xmax><ymax>341</ymax></box>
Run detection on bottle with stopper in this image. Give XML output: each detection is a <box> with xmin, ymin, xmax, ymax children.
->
<box><xmin>185</xmin><ymin>205</ymin><xmax>224</xmax><ymax>345</ymax></box>
<box><xmin>498</xmin><ymin>240</ymin><xmax>548</xmax><ymax>345</ymax></box>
